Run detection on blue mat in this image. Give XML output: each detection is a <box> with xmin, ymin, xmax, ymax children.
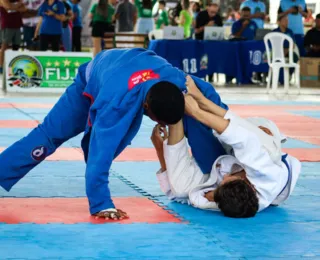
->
<box><xmin>288</xmin><ymin>110</ymin><xmax>320</xmax><ymax>119</ymax></box>
<box><xmin>0</xmin><ymin>175</ymin><xmax>142</xmax><ymax>198</ymax></box>
<box><xmin>112</xmin><ymin>162</ymin><xmax>164</xmax><ymax>196</ymax></box>
<box><xmin>0</xmin><ymin>224</ymin><xmax>231</xmax><ymax>259</ymax></box>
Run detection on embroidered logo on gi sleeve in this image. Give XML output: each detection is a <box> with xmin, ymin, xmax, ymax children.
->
<box><xmin>31</xmin><ymin>146</ymin><xmax>47</xmax><ymax>161</ymax></box>
<box><xmin>128</xmin><ymin>70</ymin><xmax>160</xmax><ymax>90</ymax></box>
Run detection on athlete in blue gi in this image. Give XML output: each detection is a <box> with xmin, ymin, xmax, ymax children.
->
<box><xmin>0</xmin><ymin>48</ymin><xmax>227</xmax><ymax>219</ymax></box>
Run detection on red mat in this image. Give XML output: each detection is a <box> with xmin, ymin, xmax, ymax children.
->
<box><xmin>0</xmin><ymin>147</ymin><xmax>84</xmax><ymax>161</ymax></box>
<box><xmin>0</xmin><ymin>198</ymin><xmax>181</xmax><ymax>224</ymax></box>
<box><xmin>0</xmin><ymin>120</ymin><xmax>39</xmax><ymax>128</ymax></box>
<box><xmin>0</xmin><ymin>103</ymin><xmax>53</xmax><ymax>109</ymax></box>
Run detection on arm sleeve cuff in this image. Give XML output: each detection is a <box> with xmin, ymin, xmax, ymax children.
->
<box><xmin>156</xmin><ymin>169</ymin><xmax>172</xmax><ymax>194</ymax></box>
<box><xmin>223</xmin><ymin>110</ymin><xmax>236</xmax><ymax>120</ymax></box>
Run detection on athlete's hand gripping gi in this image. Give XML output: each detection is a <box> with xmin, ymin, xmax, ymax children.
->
<box><xmin>154</xmin><ymin>77</ymin><xmax>301</xmax><ymax>215</ymax></box>
<box><xmin>0</xmin><ymin>49</ymin><xmax>228</xmax><ymax>218</ymax></box>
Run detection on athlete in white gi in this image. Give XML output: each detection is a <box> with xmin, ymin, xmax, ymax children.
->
<box><xmin>151</xmin><ymin>76</ymin><xmax>301</xmax><ymax>218</ymax></box>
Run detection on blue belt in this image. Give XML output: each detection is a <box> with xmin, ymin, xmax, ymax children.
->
<box><xmin>278</xmin><ymin>154</ymin><xmax>292</xmax><ymax>197</ymax></box>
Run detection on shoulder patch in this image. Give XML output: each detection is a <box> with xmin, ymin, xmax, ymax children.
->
<box><xmin>128</xmin><ymin>70</ymin><xmax>160</xmax><ymax>90</ymax></box>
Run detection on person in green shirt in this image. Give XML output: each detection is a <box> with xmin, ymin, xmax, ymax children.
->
<box><xmin>89</xmin><ymin>0</ymin><xmax>115</xmax><ymax>56</ymax></box>
<box><xmin>155</xmin><ymin>0</ymin><xmax>169</xmax><ymax>29</ymax></box>
<box><xmin>135</xmin><ymin>0</ymin><xmax>157</xmax><ymax>33</ymax></box>
<box><xmin>176</xmin><ymin>0</ymin><xmax>192</xmax><ymax>38</ymax></box>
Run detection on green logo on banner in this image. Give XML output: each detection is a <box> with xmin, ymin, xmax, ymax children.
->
<box><xmin>8</xmin><ymin>55</ymin><xmax>43</xmax><ymax>88</ymax></box>
<box><xmin>8</xmin><ymin>54</ymin><xmax>92</xmax><ymax>89</ymax></box>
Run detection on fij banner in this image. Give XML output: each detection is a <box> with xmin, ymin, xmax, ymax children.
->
<box><xmin>4</xmin><ymin>50</ymin><xmax>93</xmax><ymax>93</ymax></box>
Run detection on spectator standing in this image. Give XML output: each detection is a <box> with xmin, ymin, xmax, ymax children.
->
<box><xmin>278</xmin><ymin>0</ymin><xmax>307</xmax><ymax>56</ymax></box>
<box><xmin>232</xmin><ymin>7</ymin><xmax>257</xmax><ymax>40</ymax></box>
<box><xmin>192</xmin><ymin>2</ymin><xmax>200</xmax><ymax>21</ymax></box>
<box><xmin>240</xmin><ymin>0</ymin><xmax>265</xmax><ymax>29</ymax></box>
<box><xmin>195</xmin><ymin>1</ymin><xmax>223</xmax><ymax>40</ymax></box>
<box><xmin>35</xmin><ymin>0</ymin><xmax>66</xmax><ymax>51</ymax></box>
<box><xmin>135</xmin><ymin>0</ymin><xmax>156</xmax><ymax>34</ymax></box>
<box><xmin>72</xmin><ymin>0</ymin><xmax>82</xmax><ymax>51</ymax></box>
<box><xmin>172</xmin><ymin>1</ymin><xmax>182</xmax><ymax>25</ymax></box>
<box><xmin>23</xmin><ymin>0</ymin><xmax>43</xmax><ymax>50</ymax></box>
<box><xmin>114</xmin><ymin>0</ymin><xmax>137</xmax><ymax>32</ymax></box>
<box><xmin>304</xmin><ymin>13</ymin><xmax>320</xmax><ymax>57</ymax></box>
<box><xmin>176</xmin><ymin>0</ymin><xmax>192</xmax><ymax>38</ymax></box>
<box><xmin>155</xmin><ymin>0</ymin><xmax>168</xmax><ymax>29</ymax></box>
<box><xmin>191</xmin><ymin>2</ymin><xmax>200</xmax><ymax>33</ymax></box>
<box><xmin>0</xmin><ymin>0</ymin><xmax>26</xmax><ymax>73</ymax></box>
<box><xmin>89</xmin><ymin>0</ymin><xmax>114</xmax><ymax>57</ymax></box>
<box><xmin>61</xmin><ymin>0</ymin><xmax>73</xmax><ymax>52</ymax></box>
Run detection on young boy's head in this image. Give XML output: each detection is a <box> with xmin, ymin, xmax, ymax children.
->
<box><xmin>72</xmin><ymin>0</ymin><xmax>80</xmax><ymax>4</ymax></box>
<box><xmin>214</xmin><ymin>174</ymin><xmax>259</xmax><ymax>218</ymax></box>
<box><xmin>277</xmin><ymin>14</ymin><xmax>288</xmax><ymax>28</ymax></box>
<box><xmin>159</xmin><ymin>0</ymin><xmax>166</xmax><ymax>10</ymax></box>
<box><xmin>144</xmin><ymin>81</ymin><xmax>185</xmax><ymax>125</ymax></box>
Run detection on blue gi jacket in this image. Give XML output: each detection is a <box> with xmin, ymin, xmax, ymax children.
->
<box><xmin>82</xmin><ymin>48</ymin><xmax>227</xmax><ymax>214</ymax></box>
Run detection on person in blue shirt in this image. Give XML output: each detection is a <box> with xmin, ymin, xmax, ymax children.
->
<box><xmin>278</xmin><ymin>0</ymin><xmax>308</xmax><ymax>56</ymax></box>
<box><xmin>61</xmin><ymin>0</ymin><xmax>73</xmax><ymax>52</ymax></box>
<box><xmin>232</xmin><ymin>7</ymin><xmax>258</xmax><ymax>41</ymax></box>
<box><xmin>273</xmin><ymin>14</ymin><xmax>296</xmax><ymax>56</ymax></box>
<box><xmin>72</xmin><ymin>0</ymin><xmax>82</xmax><ymax>52</ymax></box>
<box><xmin>0</xmin><ymin>48</ymin><xmax>228</xmax><ymax>220</ymax></box>
<box><xmin>34</xmin><ymin>0</ymin><xmax>66</xmax><ymax>51</ymax></box>
<box><xmin>272</xmin><ymin>14</ymin><xmax>299</xmax><ymax>84</ymax></box>
<box><xmin>240</xmin><ymin>0</ymin><xmax>266</xmax><ymax>29</ymax></box>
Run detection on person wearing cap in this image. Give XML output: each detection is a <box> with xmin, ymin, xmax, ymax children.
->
<box><xmin>151</xmin><ymin>75</ymin><xmax>301</xmax><ymax>218</ymax></box>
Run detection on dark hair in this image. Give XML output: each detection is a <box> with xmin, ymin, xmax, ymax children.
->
<box><xmin>241</xmin><ymin>6</ymin><xmax>251</xmax><ymax>12</ymax></box>
<box><xmin>142</xmin><ymin>0</ymin><xmax>153</xmax><ymax>9</ymax></box>
<box><xmin>159</xmin><ymin>0</ymin><xmax>166</xmax><ymax>6</ymax></box>
<box><xmin>194</xmin><ymin>2</ymin><xmax>200</xmax><ymax>12</ymax></box>
<box><xmin>97</xmin><ymin>0</ymin><xmax>108</xmax><ymax>19</ymax></box>
<box><xmin>214</xmin><ymin>179</ymin><xmax>259</xmax><ymax>218</ymax></box>
<box><xmin>147</xmin><ymin>81</ymin><xmax>185</xmax><ymax>125</ymax></box>
<box><xmin>277</xmin><ymin>13</ymin><xmax>287</xmax><ymax>21</ymax></box>
<box><xmin>182</xmin><ymin>0</ymin><xmax>190</xmax><ymax>10</ymax></box>
<box><xmin>316</xmin><ymin>13</ymin><xmax>320</xmax><ymax>19</ymax></box>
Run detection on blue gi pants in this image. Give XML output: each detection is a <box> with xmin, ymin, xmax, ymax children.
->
<box><xmin>0</xmin><ymin>63</ymin><xmax>90</xmax><ymax>191</ymax></box>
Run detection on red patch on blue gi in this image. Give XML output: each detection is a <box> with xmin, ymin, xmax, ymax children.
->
<box><xmin>128</xmin><ymin>70</ymin><xmax>160</xmax><ymax>90</ymax></box>
<box><xmin>31</xmin><ymin>146</ymin><xmax>47</xmax><ymax>161</ymax></box>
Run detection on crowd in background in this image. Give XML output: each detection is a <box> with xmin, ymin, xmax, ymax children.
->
<box><xmin>0</xmin><ymin>0</ymin><xmax>319</xmax><ymax>72</ymax></box>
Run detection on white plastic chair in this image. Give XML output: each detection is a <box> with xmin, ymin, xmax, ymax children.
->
<box><xmin>264</xmin><ymin>32</ymin><xmax>300</xmax><ymax>93</ymax></box>
<box><xmin>148</xmin><ymin>29</ymin><xmax>164</xmax><ymax>40</ymax></box>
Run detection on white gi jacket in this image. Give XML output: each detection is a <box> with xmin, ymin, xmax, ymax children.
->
<box><xmin>156</xmin><ymin>111</ymin><xmax>301</xmax><ymax>212</ymax></box>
